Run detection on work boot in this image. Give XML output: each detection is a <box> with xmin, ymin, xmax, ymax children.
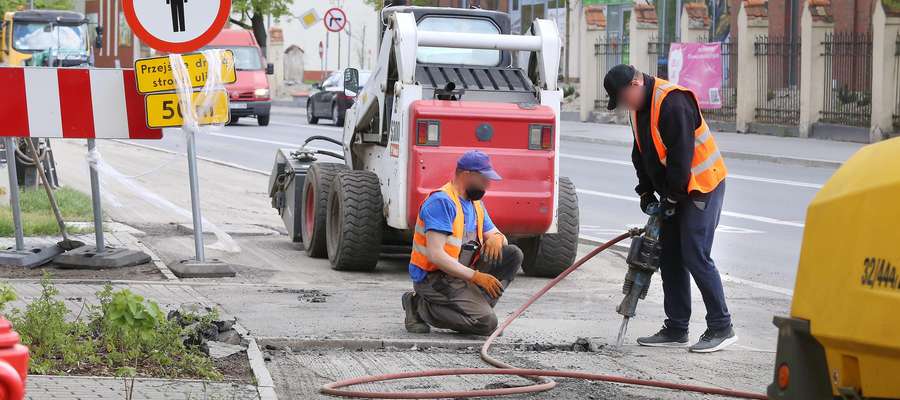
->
<box><xmin>688</xmin><ymin>326</ymin><xmax>738</xmax><ymax>353</ymax></box>
<box><xmin>636</xmin><ymin>324</ymin><xmax>689</xmax><ymax>347</ymax></box>
<box><xmin>402</xmin><ymin>292</ymin><xmax>430</xmax><ymax>334</ymax></box>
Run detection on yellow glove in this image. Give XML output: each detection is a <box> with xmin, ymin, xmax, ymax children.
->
<box><xmin>470</xmin><ymin>271</ymin><xmax>503</xmax><ymax>299</ymax></box>
<box><xmin>483</xmin><ymin>233</ymin><xmax>505</xmax><ymax>264</ymax></box>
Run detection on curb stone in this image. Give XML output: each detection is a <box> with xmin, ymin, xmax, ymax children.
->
<box><xmin>559</xmin><ymin>134</ymin><xmax>844</xmax><ymax>168</ymax></box>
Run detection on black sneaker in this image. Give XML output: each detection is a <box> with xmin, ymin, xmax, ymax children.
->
<box><xmin>636</xmin><ymin>325</ymin><xmax>689</xmax><ymax>347</ymax></box>
<box><xmin>689</xmin><ymin>326</ymin><xmax>738</xmax><ymax>353</ymax></box>
<box><xmin>402</xmin><ymin>292</ymin><xmax>430</xmax><ymax>334</ymax></box>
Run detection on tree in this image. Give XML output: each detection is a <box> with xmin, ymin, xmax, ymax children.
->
<box><xmin>230</xmin><ymin>0</ymin><xmax>293</xmax><ymax>52</ymax></box>
<box><xmin>363</xmin><ymin>0</ymin><xmax>434</xmax><ymax>11</ymax></box>
<box><xmin>0</xmin><ymin>0</ymin><xmax>72</xmax><ymax>15</ymax></box>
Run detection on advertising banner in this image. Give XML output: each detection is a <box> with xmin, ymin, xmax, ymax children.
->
<box><xmin>668</xmin><ymin>42</ymin><xmax>723</xmax><ymax>109</ymax></box>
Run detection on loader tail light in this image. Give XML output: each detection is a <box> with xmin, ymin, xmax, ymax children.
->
<box><xmin>416</xmin><ymin>120</ymin><xmax>440</xmax><ymax>146</ymax></box>
<box><xmin>777</xmin><ymin>363</ymin><xmax>790</xmax><ymax>390</ymax></box>
<box><xmin>529</xmin><ymin>124</ymin><xmax>554</xmax><ymax>150</ymax></box>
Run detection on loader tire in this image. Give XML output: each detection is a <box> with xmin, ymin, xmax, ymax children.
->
<box><xmin>326</xmin><ymin>170</ymin><xmax>384</xmax><ymax>271</ymax></box>
<box><xmin>520</xmin><ymin>177</ymin><xmax>580</xmax><ymax>278</ymax></box>
<box><xmin>301</xmin><ymin>163</ymin><xmax>347</xmax><ymax>258</ymax></box>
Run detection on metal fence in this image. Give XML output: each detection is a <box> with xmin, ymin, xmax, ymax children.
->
<box><xmin>894</xmin><ymin>34</ymin><xmax>900</xmax><ymax>130</ymax></box>
<box><xmin>703</xmin><ymin>41</ymin><xmax>737</xmax><ymax>122</ymax></box>
<box><xmin>820</xmin><ymin>32</ymin><xmax>873</xmax><ymax>127</ymax></box>
<box><xmin>754</xmin><ymin>35</ymin><xmax>802</xmax><ymax>125</ymax></box>
<box><xmin>647</xmin><ymin>33</ymin><xmax>671</xmax><ymax>79</ymax></box>
<box><xmin>595</xmin><ymin>33</ymin><xmax>630</xmax><ymax>110</ymax></box>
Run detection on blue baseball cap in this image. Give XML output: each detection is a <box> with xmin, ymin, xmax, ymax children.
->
<box><xmin>457</xmin><ymin>150</ymin><xmax>502</xmax><ymax>181</ymax></box>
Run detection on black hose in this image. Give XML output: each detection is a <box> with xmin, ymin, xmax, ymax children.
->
<box><xmin>315</xmin><ymin>150</ymin><xmax>345</xmax><ymax>160</ymax></box>
<box><xmin>304</xmin><ymin>135</ymin><xmax>343</xmax><ymax>147</ymax></box>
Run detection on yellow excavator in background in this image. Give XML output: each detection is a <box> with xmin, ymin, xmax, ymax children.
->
<box><xmin>768</xmin><ymin>137</ymin><xmax>900</xmax><ymax>399</ymax></box>
<box><xmin>1</xmin><ymin>9</ymin><xmax>92</xmax><ymax>67</ymax></box>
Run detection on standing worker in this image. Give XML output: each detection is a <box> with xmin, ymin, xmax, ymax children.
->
<box><xmin>402</xmin><ymin>151</ymin><xmax>523</xmax><ymax>336</ymax></box>
<box><xmin>603</xmin><ymin>64</ymin><xmax>737</xmax><ymax>353</ymax></box>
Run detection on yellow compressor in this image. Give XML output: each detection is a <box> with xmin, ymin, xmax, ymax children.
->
<box><xmin>768</xmin><ymin>137</ymin><xmax>900</xmax><ymax>399</ymax></box>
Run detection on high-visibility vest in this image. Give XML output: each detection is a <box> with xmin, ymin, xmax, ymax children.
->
<box><xmin>409</xmin><ymin>182</ymin><xmax>485</xmax><ymax>272</ymax></box>
<box><xmin>631</xmin><ymin>78</ymin><xmax>727</xmax><ymax>194</ymax></box>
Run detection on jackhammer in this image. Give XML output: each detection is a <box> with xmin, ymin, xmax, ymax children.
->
<box><xmin>615</xmin><ymin>202</ymin><xmax>664</xmax><ymax>347</ymax></box>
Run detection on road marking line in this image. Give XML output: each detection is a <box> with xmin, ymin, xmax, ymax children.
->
<box><xmin>271</xmin><ymin>121</ymin><xmax>343</xmax><ymax>131</ymax></box>
<box><xmin>578</xmin><ymin>234</ymin><xmax>794</xmax><ymax>296</ymax></box>
<box><xmin>576</xmin><ymin>188</ymin><xmax>805</xmax><ymax>228</ymax></box>
<box><xmin>560</xmin><ymin>153</ymin><xmax>823</xmax><ymax>189</ymax></box>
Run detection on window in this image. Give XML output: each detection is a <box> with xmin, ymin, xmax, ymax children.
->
<box><xmin>416</xmin><ymin>16</ymin><xmax>501</xmax><ymax>66</ymax></box>
<box><xmin>12</xmin><ymin>22</ymin><xmax>87</xmax><ymax>52</ymax></box>
<box><xmin>512</xmin><ymin>0</ymin><xmax>518</xmax><ymax>10</ymax></box>
<box><xmin>204</xmin><ymin>46</ymin><xmax>263</xmax><ymax>70</ymax></box>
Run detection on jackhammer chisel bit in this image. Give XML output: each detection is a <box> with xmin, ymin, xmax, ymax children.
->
<box><xmin>614</xmin><ymin>204</ymin><xmax>663</xmax><ymax>347</ymax></box>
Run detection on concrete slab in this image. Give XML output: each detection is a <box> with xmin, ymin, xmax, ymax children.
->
<box><xmin>208</xmin><ymin>341</ymin><xmax>246</xmax><ymax>359</ymax></box>
<box><xmin>53</xmin><ymin>246</ymin><xmax>151</xmax><ymax>269</ymax></box>
<box><xmin>170</xmin><ymin>259</ymin><xmax>237</xmax><ymax>278</ymax></box>
<box><xmin>176</xmin><ymin>223</ymin><xmax>282</xmax><ymax>237</ymax></box>
<box><xmin>0</xmin><ymin>245</ymin><xmax>63</xmax><ymax>268</ymax></box>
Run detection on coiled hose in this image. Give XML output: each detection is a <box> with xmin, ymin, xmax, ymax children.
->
<box><xmin>321</xmin><ymin>230</ymin><xmax>768</xmax><ymax>399</ymax></box>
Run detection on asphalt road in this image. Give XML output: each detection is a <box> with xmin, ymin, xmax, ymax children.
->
<box><xmin>147</xmin><ymin>110</ymin><xmax>838</xmax><ymax>291</ymax></box>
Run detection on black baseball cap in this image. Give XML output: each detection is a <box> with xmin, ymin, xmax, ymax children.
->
<box><xmin>603</xmin><ymin>64</ymin><xmax>638</xmax><ymax>110</ymax></box>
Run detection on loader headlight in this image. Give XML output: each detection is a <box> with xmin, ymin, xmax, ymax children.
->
<box><xmin>254</xmin><ymin>88</ymin><xmax>270</xmax><ymax>98</ymax></box>
<box><xmin>416</xmin><ymin>120</ymin><xmax>440</xmax><ymax>146</ymax></box>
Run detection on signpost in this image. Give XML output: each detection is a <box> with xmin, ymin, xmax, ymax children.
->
<box><xmin>123</xmin><ymin>0</ymin><xmax>236</xmax><ymax>278</ymax></box>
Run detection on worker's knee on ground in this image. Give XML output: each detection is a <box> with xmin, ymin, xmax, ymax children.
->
<box><xmin>471</xmin><ymin>312</ymin><xmax>498</xmax><ymax>335</ymax></box>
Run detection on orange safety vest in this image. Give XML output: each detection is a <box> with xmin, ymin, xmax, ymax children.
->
<box><xmin>409</xmin><ymin>182</ymin><xmax>485</xmax><ymax>272</ymax></box>
<box><xmin>631</xmin><ymin>78</ymin><xmax>727</xmax><ymax>194</ymax></box>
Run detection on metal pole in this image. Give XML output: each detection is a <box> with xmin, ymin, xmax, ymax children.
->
<box><xmin>87</xmin><ymin>139</ymin><xmax>105</xmax><ymax>253</ymax></box>
<box><xmin>4</xmin><ymin>138</ymin><xmax>24</xmax><ymax>251</ymax></box>
<box><xmin>185</xmin><ymin>128</ymin><xmax>205</xmax><ymax>262</ymax></box>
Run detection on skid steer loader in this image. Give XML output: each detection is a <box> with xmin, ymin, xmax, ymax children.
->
<box><xmin>268</xmin><ymin>6</ymin><xmax>578</xmax><ymax>276</ymax></box>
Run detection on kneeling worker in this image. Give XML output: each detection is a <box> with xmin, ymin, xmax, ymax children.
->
<box><xmin>402</xmin><ymin>150</ymin><xmax>523</xmax><ymax>335</ymax></box>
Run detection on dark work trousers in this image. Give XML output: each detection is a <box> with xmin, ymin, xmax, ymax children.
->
<box><xmin>413</xmin><ymin>245</ymin><xmax>523</xmax><ymax>335</ymax></box>
<box><xmin>659</xmin><ymin>180</ymin><xmax>732</xmax><ymax>332</ymax></box>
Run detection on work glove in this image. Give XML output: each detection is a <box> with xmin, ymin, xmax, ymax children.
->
<box><xmin>660</xmin><ymin>197</ymin><xmax>678</xmax><ymax>219</ymax></box>
<box><xmin>639</xmin><ymin>192</ymin><xmax>659</xmax><ymax>214</ymax></box>
<box><xmin>470</xmin><ymin>271</ymin><xmax>503</xmax><ymax>299</ymax></box>
<box><xmin>483</xmin><ymin>233</ymin><xmax>505</xmax><ymax>265</ymax></box>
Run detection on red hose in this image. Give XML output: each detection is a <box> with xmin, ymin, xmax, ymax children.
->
<box><xmin>321</xmin><ymin>231</ymin><xmax>768</xmax><ymax>400</ymax></box>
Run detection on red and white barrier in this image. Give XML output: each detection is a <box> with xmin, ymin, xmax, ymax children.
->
<box><xmin>0</xmin><ymin>68</ymin><xmax>161</xmax><ymax>139</ymax></box>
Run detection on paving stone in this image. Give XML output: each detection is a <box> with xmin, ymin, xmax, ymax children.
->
<box><xmin>25</xmin><ymin>376</ymin><xmax>259</xmax><ymax>400</ymax></box>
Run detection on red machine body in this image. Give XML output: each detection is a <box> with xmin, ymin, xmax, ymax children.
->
<box><xmin>0</xmin><ymin>317</ymin><xmax>27</xmax><ymax>400</ymax></box>
<box><xmin>407</xmin><ymin>100</ymin><xmax>556</xmax><ymax>236</ymax></box>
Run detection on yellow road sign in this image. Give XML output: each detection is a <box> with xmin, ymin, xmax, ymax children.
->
<box><xmin>135</xmin><ymin>50</ymin><xmax>237</xmax><ymax>94</ymax></box>
<box><xmin>145</xmin><ymin>90</ymin><xmax>230</xmax><ymax>128</ymax></box>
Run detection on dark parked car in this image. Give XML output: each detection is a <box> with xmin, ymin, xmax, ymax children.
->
<box><xmin>307</xmin><ymin>69</ymin><xmax>371</xmax><ymax>126</ymax></box>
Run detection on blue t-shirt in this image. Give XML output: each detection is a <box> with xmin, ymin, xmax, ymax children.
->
<box><xmin>409</xmin><ymin>192</ymin><xmax>495</xmax><ymax>283</ymax></box>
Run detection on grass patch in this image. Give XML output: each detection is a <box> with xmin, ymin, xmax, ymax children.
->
<box><xmin>0</xmin><ymin>187</ymin><xmax>94</xmax><ymax>236</ymax></box>
<box><xmin>0</xmin><ymin>276</ymin><xmax>222</xmax><ymax>379</ymax></box>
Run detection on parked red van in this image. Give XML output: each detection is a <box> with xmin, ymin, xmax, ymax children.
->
<box><xmin>204</xmin><ymin>29</ymin><xmax>274</xmax><ymax>126</ymax></box>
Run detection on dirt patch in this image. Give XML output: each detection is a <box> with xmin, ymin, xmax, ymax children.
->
<box><xmin>214</xmin><ymin>350</ymin><xmax>255</xmax><ymax>384</ymax></box>
<box><xmin>0</xmin><ymin>262</ymin><xmax>164</xmax><ymax>280</ymax></box>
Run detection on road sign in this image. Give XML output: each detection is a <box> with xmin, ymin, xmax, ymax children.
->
<box><xmin>144</xmin><ymin>90</ymin><xmax>230</xmax><ymax>128</ymax></box>
<box><xmin>300</xmin><ymin>8</ymin><xmax>319</xmax><ymax>29</ymax></box>
<box><xmin>122</xmin><ymin>0</ymin><xmax>231</xmax><ymax>53</ymax></box>
<box><xmin>0</xmin><ymin>68</ymin><xmax>161</xmax><ymax>139</ymax></box>
<box><xmin>134</xmin><ymin>51</ymin><xmax>237</xmax><ymax>94</ymax></box>
<box><xmin>324</xmin><ymin>8</ymin><xmax>347</xmax><ymax>33</ymax></box>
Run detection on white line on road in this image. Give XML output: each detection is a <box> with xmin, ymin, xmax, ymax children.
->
<box><xmin>560</xmin><ymin>153</ymin><xmax>823</xmax><ymax>189</ymax></box>
<box><xmin>576</xmin><ymin>188</ymin><xmax>805</xmax><ymax>228</ymax></box>
<box><xmin>271</xmin><ymin>121</ymin><xmax>343</xmax><ymax>132</ymax></box>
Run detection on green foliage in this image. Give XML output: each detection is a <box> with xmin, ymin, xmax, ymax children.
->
<box><xmin>0</xmin><ymin>283</ymin><xmax>15</xmax><ymax>313</ymax></box>
<box><xmin>6</xmin><ymin>279</ymin><xmax>221</xmax><ymax>379</ymax></box>
<box><xmin>363</xmin><ymin>0</ymin><xmax>434</xmax><ymax>10</ymax></box>
<box><xmin>231</xmin><ymin>0</ymin><xmax>293</xmax><ymax>24</ymax></box>
<box><xmin>0</xmin><ymin>187</ymin><xmax>94</xmax><ymax>237</ymax></box>
<box><xmin>0</xmin><ymin>0</ymin><xmax>73</xmax><ymax>15</ymax></box>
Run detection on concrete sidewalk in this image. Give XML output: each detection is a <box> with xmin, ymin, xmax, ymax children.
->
<box><xmin>270</xmin><ymin>105</ymin><xmax>865</xmax><ymax>167</ymax></box>
<box><xmin>46</xmin><ymin>137</ymin><xmax>784</xmax><ymax>398</ymax></box>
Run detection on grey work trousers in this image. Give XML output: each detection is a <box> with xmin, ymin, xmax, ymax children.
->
<box><xmin>413</xmin><ymin>245</ymin><xmax>523</xmax><ymax>335</ymax></box>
